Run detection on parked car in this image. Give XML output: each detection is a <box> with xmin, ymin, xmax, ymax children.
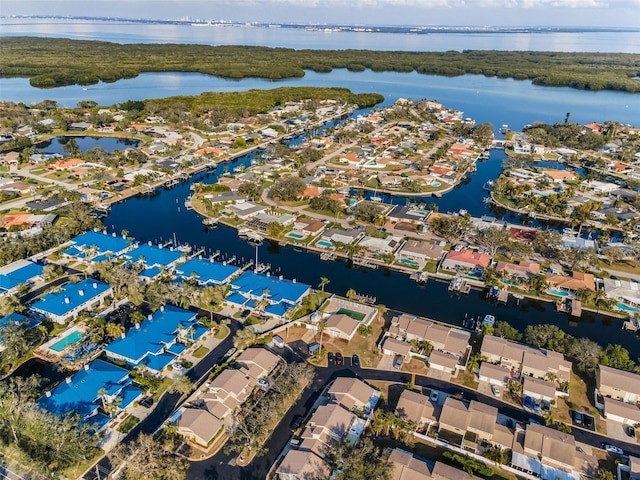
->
<box><xmin>393</xmin><ymin>355</ymin><xmax>403</xmax><ymax>369</ymax></box>
<box><xmin>584</xmin><ymin>415</ymin><xmax>594</xmax><ymax>429</ymax></box>
<box><xmin>491</xmin><ymin>385</ymin><xmax>501</xmax><ymax>397</ymax></box>
<box><xmin>240</xmin><ymin>309</ymin><xmax>251</xmax><ymax>318</ymax></box>
<box><xmin>335</xmin><ymin>352</ymin><xmax>343</xmax><ymax>365</ymax></box>
<box><xmin>139</xmin><ymin>396</ymin><xmax>154</xmax><ymax>408</ymax></box>
<box><xmin>327</xmin><ymin>352</ymin><xmax>335</xmax><ymax>365</ymax></box>
<box><xmin>290</xmin><ymin>415</ymin><xmax>304</xmax><ymax>430</ymax></box>
<box><xmin>224</xmin><ymin>347</ymin><xmax>237</xmax><ymax>358</ymax></box>
<box><xmin>289</xmin><ymin>437</ymin><xmax>301</xmax><ymax>448</ymax></box>
<box><xmin>626</xmin><ymin>425</ymin><xmax>636</xmax><ymax>438</ymax></box>
<box><xmin>523</xmin><ymin>396</ymin><xmax>533</xmax><ymax>409</ymax></box>
<box><xmin>430</xmin><ymin>390</ymin><xmax>439</xmax><ymax>403</ymax></box>
<box><xmin>601</xmin><ymin>443</ymin><xmax>624</xmax><ymax>455</ymax></box>
<box><xmin>352</xmin><ymin>354</ymin><xmax>360</xmax><ymax>367</ymax></box>
<box><xmin>573</xmin><ymin>411</ymin><xmax>583</xmax><ymax>426</ymax></box>
<box><xmin>533</xmin><ymin>399</ymin><xmax>541</xmax><ymax>412</ymax></box>
<box><xmin>257</xmin><ymin>378</ymin><xmax>270</xmax><ymax>388</ymax></box>
<box><xmin>541</xmin><ymin>400</ymin><xmax>551</xmax><ymax>413</ymax></box>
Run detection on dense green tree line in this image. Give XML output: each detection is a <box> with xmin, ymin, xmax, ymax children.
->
<box><xmin>2</xmin><ymin>37</ymin><xmax>639</xmax><ymax>93</ymax></box>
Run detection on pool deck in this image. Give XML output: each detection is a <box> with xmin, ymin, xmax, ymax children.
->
<box><xmin>36</xmin><ymin>324</ymin><xmax>87</xmax><ymax>359</ymax></box>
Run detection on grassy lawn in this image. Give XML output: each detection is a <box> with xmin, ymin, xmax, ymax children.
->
<box><xmin>401</xmin><ymin>357</ymin><xmax>430</xmax><ymax>376</ymax></box>
<box><xmin>597</xmin><ymin>259</ymin><xmax>640</xmax><ymax>275</ymax></box>
<box><xmin>493</xmin><ymin>194</ymin><xmax>517</xmax><ymax>210</ymax></box>
<box><xmin>214</xmin><ymin>324</ymin><xmax>230</xmax><ymax>340</ymax></box>
<box><xmin>304</xmin><ymin>206</ymin><xmax>347</xmax><ymax>218</ymax></box>
<box><xmin>151</xmin><ymin>377</ymin><xmax>174</xmax><ymax>402</ymax></box>
<box><xmin>192</xmin><ymin>346</ymin><xmax>210</xmax><ymax>359</ymax></box>
<box><xmin>116</xmin><ymin>415</ymin><xmax>140</xmax><ymax>434</ymax></box>
<box><xmin>425</xmin><ymin>260</ymin><xmax>438</xmax><ymax>274</ymax></box>
<box><xmin>61</xmin><ymin>449</ymin><xmax>106</xmax><ymax>480</ymax></box>
<box><xmin>562</xmin><ymin>370</ymin><xmax>603</xmax><ymax>432</ymax></box>
<box><xmin>280</xmin><ymin>200</ymin><xmax>308</xmax><ymax>207</ymax></box>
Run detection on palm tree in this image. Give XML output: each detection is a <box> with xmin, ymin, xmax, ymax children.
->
<box><xmin>105</xmin><ymin>322</ymin><xmax>125</xmax><ymax>340</ymax></box>
<box><xmin>318</xmin><ymin>277</ymin><xmax>330</xmax><ymax>292</ymax></box>
<box><xmin>346</xmin><ymin>288</ymin><xmax>357</xmax><ymax>300</ymax></box>
<box><xmin>317</xmin><ymin>321</ymin><xmax>327</xmax><ymax>351</ymax></box>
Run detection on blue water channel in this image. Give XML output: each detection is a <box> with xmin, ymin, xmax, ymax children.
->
<box><xmin>104</xmin><ymin>144</ymin><xmax>640</xmax><ymax>354</ymax></box>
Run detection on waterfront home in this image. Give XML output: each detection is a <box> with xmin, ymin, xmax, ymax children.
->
<box><xmin>495</xmin><ymin>260</ymin><xmax>540</xmax><ymax>279</ymax></box>
<box><xmin>204</xmin><ymin>191</ymin><xmax>245</xmax><ymax>204</ymax></box>
<box><xmin>387</xmin><ymin>205</ymin><xmax>430</xmax><ymax>225</ymax></box>
<box><xmin>603</xmin><ymin>278</ymin><xmax>640</xmax><ymax>307</ymax></box>
<box><xmin>545</xmin><ymin>271</ymin><xmax>595</xmax><ymax>293</ymax></box>
<box><xmin>39</xmin><ymin>359</ymin><xmax>142</xmax><ymax>431</ymax></box>
<box><xmin>441</xmin><ymin>249</ymin><xmax>491</xmax><ymax>271</ymax></box>
<box><xmin>227</xmin><ymin>271</ymin><xmax>310</xmax><ymax>318</ymax></box>
<box><xmin>377</xmin><ymin>172</ymin><xmax>402</xmax><ymax>187</ymax></box>
<box><xmin>124</xmin><ymin>243</ymin><xmax>184</xmax><ymax>279</ymax></box>
<box><xmin>596</xmin><ymin>364</ymin><xmax>640</xmax><ymax>404</ymax></box>
<box><xmin>388</xmin><ymin>314</ymin><xmax>471</xmax><ymax>359</ymax></box>
<box><xmin>389</xmin><ymin>449</ymin><xmax>483</xmax><ymax>480</ymax></box>
<box><xmin>320</xmin><ymin>227</ymin><xmax>362</xmax><ymax>245</ymax></box>
<box><xmin>323</xmin><ymin>313</ymin><xmax>360</xmax><ymax>341</ymax></box>
<box><xmin>174</xmin><ymin>257</ymin><xmax>240</xmax><ymax>286</ymax></box>
<box><xmin>358</xmin><ymin>235</ymin><xmax>401</xmax><ymax>254</ymax></box>
<box><xmin>560</xmin><ymin>235</ymin><xmax>598</xmax><ymax>251</ymax></box>
<box><xmin>246</xmin><ymin>212</ymin><xmax>297</xmax><ymax>232</ymax></box>
<box><xmin>480</xmin><ymin>336</ymin><xmax>571</xmax><ymax>389</ymax></box>
<box><xmin>1</xmin><ymin>213</ymin><xmax>57</xmax><ymax>230</ymax></box>
<box><xmin>65</xmin><ymin>230</ymin><xmax>134</xmax><ymax>262</ymax></box>
<box><xmin>226</xmin><ymin>201</ymin><xmax>267</xmax><ymax>220</ymax></box>
<box><xmin>398</xmin><ymin>240</ymin><xmax>444</xmax><ymax>263</ymax></box>
<box><xmin>327</xmin><ymin>377</ymin><xmax>378</xmax><ymax>414</ymax></box>
<box><xmin>292</xmin><ymin>217</ymin><xmax>325</xmax><ymax>237</ymax></box>
<box><xmin>0</xmin><ymin>259</ymin><xmax>44</xmax><ymax>295</ymax></box>
<box><xmin>542</xmin><ymin>169</ymin><xmax>576</xmax><ymax>183</ymax></box>
<box><xmin>30</xmin><ymin>279</ymin><xmax>112</xmax><ymax>324</ymax></box>
<box><xmin>394</xmin><ymin>389</ymin><xmax>438</xmax><ymax>430</ymax></box>
<box><xmin>104</xmin><ymin>305</ymin><xmax>202</xmax><ymax>373</ymax></box>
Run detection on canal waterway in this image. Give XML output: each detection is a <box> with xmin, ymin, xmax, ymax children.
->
<box><xmin>104</xmin><ymin>150</ymin><xmax>640</xmax><ymax>355</ymax></box>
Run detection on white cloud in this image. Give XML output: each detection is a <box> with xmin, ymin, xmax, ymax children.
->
<box><xmin>209</xmin><ymin>0</ymin><xmax>633</xmax><ymax>7</ymax></box>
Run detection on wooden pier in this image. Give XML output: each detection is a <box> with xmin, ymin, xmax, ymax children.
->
<box><xmin>352</xmin><ymin>258</ymin><xmax>378</xmax><ymax>270</ymax></box>
<box><xmin>352</xmin><ymin>293</ymin><xmax>377</xmax><ymax>304</ymax></box>
<box><xmin>496</xmin><ymin>288</ymin><xmax>509</xmax><ymax>304</ymax></box>
<box><xmin>623</xmin><ymin>315</ymin><xmax>639</xmax><ymax>332</ymax></box>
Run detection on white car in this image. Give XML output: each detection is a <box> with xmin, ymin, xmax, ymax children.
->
<box><xmin>430</xmin><ymin>391</ymin><xmax>439</xmax><ymax>403</ymax></box>
<box><xmin>258</xmin><ymin>378</ymin><xmax>270</xmax><ymax>388</ymax></box>
<box><xmin>491</xmin><ymin>385</ymin><xmax>501</xmax><ymax>397</ymax></box>
<box><xmin>603</xmin><ymin>444</ymin><xmax>623</xmax><ymax>455</ymax></box>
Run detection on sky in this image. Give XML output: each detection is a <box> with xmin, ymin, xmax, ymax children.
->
<box><xmin>3</xmin><ymin>0</ymin><xmax>640</xmax><ymax>27</ymax></box>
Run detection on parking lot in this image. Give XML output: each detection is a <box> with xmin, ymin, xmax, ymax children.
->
<box><xmin>571</xmin><ymin>410</ymin><xmax>596</xmax><ymax>432</ymax></box>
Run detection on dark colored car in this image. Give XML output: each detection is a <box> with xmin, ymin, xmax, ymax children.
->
<box><xmin>573</xmin><ymin>411</ymin><xmax>583</xmax><ymax>426</ymax></box>
<box><xmin>352</xmin><ymin>354</ymin><xmax>360</xmax><ymax>367</ymax></box>
<box><xmin>523</xmin><ymin>396</ymin><xmax>533</xmax><ymax>409</ymax></box>
<box><xmin>627</xmin><ymin>425</ymin><xmax>636</xmax><ymax>437</ymax></box>
<box><xmin>139</xmin><ymin>396</ymin><xmax>154</xmax><ymax>408</ymax></box>
<box><xmin>290</xmin><ymin>415</ymin><xmax>304</xmax><ymax>430</ymax></box>
<box><xmin>335</xmin><ymin>352</ymin><xmax>343</xmax><ymax>365</ymax></box>
<box><xmin>584</xmin><ymin>415</ymin><xmax>594</xmax><ymax>429</ymax></box>
<box><xmin>327</xmin><ymin>352</ymin><xmax>335</xmax><ymax>365</ymax></box>
<box><xmin>241</xmin><ymin>309</ymin><xmax>251</xmax><ymax>318</ymax></box>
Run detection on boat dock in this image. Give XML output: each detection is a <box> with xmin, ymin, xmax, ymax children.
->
<box><xmin>352</xmin><ymin>258</ymin><xmax>378</xmax><ymax>269</ymax></box>
<box><xmin>623</xmin><ymin>315</ymin><xmax>639</xmax><ymax>332</ymax></box>
<box><xmin>410</xmin><ymin>271</ymin><xmax>428</xmax><ymax>283</ymax></box>
<box><xmin>556</xmin><ymin>298</ymin><xmax>583</xmax><ymax>317</ymax></box>
<box><xmin>320</xmin><ymin>252</ymin><xmax>336</xmax><ymax>261</ymax></box>
<box><xmin>352</xmin><ymin>293</ymin><xmax>377</xmax><ymax>304</ymax></box>
<box><xmin>449</xmin><ymin>277</ymin><xmax>471</xmax><ymax>294</ymax></box>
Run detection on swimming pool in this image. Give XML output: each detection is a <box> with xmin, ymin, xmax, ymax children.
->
<box><xmin>336</xmin><ymin>308</ymin><xmax>366</xmax><ymax>321</ymax></box>
<box><xmin>502</xmin><ymin>280</ymin><xmax>519</xmax><ymax>286</ymax></box>
<box><xmin>50</xmin><ymin>331</ymin><xmax>83</xmax><ymax>352</ymax></box>
<box><xmin>616</xmin><ymin>302</ymin><xmax>639</xmax><ymax>313</ymax></box>
<box><xmin>286</xmin><ymin>232</ymin><xmax>305</xmax><ymax>239</ymax></box>
<box><xmin>317</xmin><ymin>240</ymin><xmax>333</xmax><ymax>248</ymax></box>
<box><xmin>399</xmin><ymin>258</ymin><xmax>420</xmax><ymax>267</ymax></box>
<box><xmin>549</xmin><ymin>289</ymin><xmax>569</xmax><ymax>297</ymax></box>
<box><xmin>431</xmin><ymin>182</ymin><xmax>442</xmax><ymax>187</ymax></box>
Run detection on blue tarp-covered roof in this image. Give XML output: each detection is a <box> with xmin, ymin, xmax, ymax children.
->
<box><xmin>175</xmin><ymin>258</ymin><xmax>240</xmax><ymax>285</ymax></box>
<box><xmin>126</xmin><ymin>244</ymin><xmax>182</xmax><ymax>268</ymax></box>
<box><xmin>30</xmin><ymin>279</ymin><xmax>111</xmax><ymax>318</ymax></box>
<box><xmin>231</xmin><ymin>271</ymin><xmax>310</xmax><ymax>304</ymax></box>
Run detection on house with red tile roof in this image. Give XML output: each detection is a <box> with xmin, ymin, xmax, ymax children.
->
<box><xmin>441</xmin><ymin>249</ymin><xmax>491</xmax><ymax>271</ymax></box>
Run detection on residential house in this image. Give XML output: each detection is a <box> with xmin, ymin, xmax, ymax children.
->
<box><xmin>441</xmin><ymin>249</ymin><xmax>491</xmax><ymax>271</ymax></box>
<box><xmin>478</xmin><ymin>362</ymin><xmax>511</xmax><ymax>386</ymax></box>
<box><xmin>39</xmin><ymin>359</ymin><xmax>142</xmax><ymax>431</ymax></box>
<box><xmin>394</xmin><ymin>389</ymin><xmax>438</xmax><ymax>429</ymax></box>
<box><xmin>321</xmin><ymin>228</ymin><xmax>362</xmax><ymax>245</ymax></box>
<box><xmin>495</xmin><ymin>260</ymin><xmax>540</xmax><ymax>279</ymax></box>
<box><xmin>381</xmin><ymin>337</ymin><xmax>412</xmax><ymax>359</ymax></box>
<box><xmin>227</xmin><ymin>201</ymin><xmax>267</xmax><ymax>219</ymax></box>
<box><xmin>428</xmin><ymin>350</ymin><xmax>460</xmax><ymax>375</ymax></box>
<box><xmin>378</xmin><ymin>172</ymin><xmax>402</xmax><ymax>187</ymax></box>
<box><xmin>437</xmin><ymin>398</ymin><xmax>500</xmax><ymax>450</ymax></box>
<box><xmin>202</xmin><ymin>368</ymin><xmax>255</xmax><ymax>420</ymax></box>
<box><xmin>324</xmin><ymin>313</ymin><xmax>360</xmax><ymax>341</ymax></box>
<box><xmin>389</xmin><ymin>449</ymin><xmax>484</xmax><ymax>480</ymax></box>
<box><xmin>0</xmin><ymin>259</ymin><xmax>44</xmax><ymax>295</ymax></box>
<box><xmin>389</xmin><ymin>314</ymin><xmax>470</xmax><ymax>359</ymax></box>
<box><xmin>358</xmin><ymin>235</ymin><xmax>401</xmax><ymax>254</ymax></box>
<box><xmin>521</xmin><ymin>350</ymin><xmax>571</xmax><ymax>384</ymax></box>
<box><xmin>174</xmin><ymin>407</ymin><xmax>224</xmax><ymax>448</ymax></box>
<box><xmin>511</xmin><ymin>423</ymin><xmax>577</xmax><ymax>478</ymax></box>
<box><xmin>292</xmin><ymin>217</ymin><xmax>325</xmax><ymax>237</ymax></box>
<box><xmin>174</xmin><ymin>258</ymin><xmax>240</xmax><ymax>286</ymax></box>
<box><xmin>603</xmin><ymin>397</ymin><xmax>640</xmax><ymax>426</ymax></box>
<box><xmin>581</xmin><ymin>180</ymin><xmax>619</xmax><ymax>194</ymax></box>
<box><xmin>236</xmin><ymin>347</ymin><xmax>280</xmax><ymax>381</ymax></box>
<box><xmin>597</xmin><ymin>364</ymin><xmax>640</xmax><ymax>404</ymax></box>
<box><xmin>276</xmin><ymin>449</ymin><xmax>331</xmax><ymax>480</ymax></box>
<box><xmin>301</xmin><ymin>404</ymin><xmax>357</xmax><ymax>445</ymax></box>
<box><xmin>542</xmin><ymin>169</ymin><xmax>576</xmax><ymax>183</ymax></box>
<box><xmin>327</xmin><ymin>377</ymin><xmax>378</xmax><ymax>413</ymax></box>
<box><xmin>387</xmin><ymin>205</ymin><xmax>430</xmax><ymax>225</ymax></box>
<box><xmin>30</xmin><ymin>279</ymin><xmax>113</xmax><ymax>324</ymax></box>
<box><xmin>545</xmin><ymin>271</ymin><xmax>595</xmax><ymax>294</ymax></box>
<box><xmin>522</xmin><ymin>376</ymin><xmax>557</xmax><ymax>402</ymax></box>
<box><xmin>398</xmin><ymin>240</ymin><xmax>445</xmax><ymax>262</ymax></box>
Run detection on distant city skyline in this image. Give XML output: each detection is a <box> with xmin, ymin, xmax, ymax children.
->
<box><xmin>4</xmin><ymin>0</ymin><xmax>640</xmax><ymax>28</ymax></box>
